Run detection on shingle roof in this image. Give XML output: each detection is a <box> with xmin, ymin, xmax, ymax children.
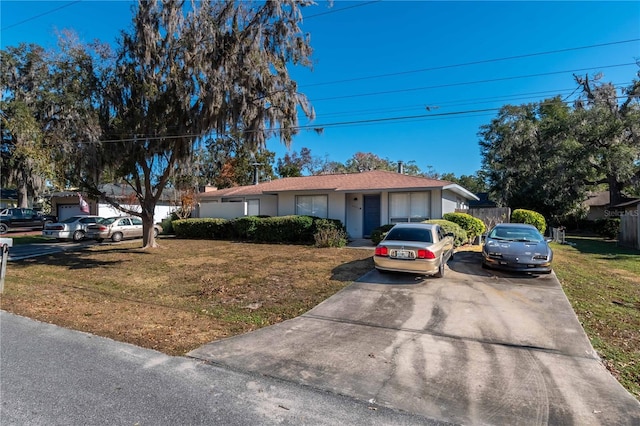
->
<box><xmin>199</xmin><ymin>170</ymin><xmax>471</xmax><ymax>198</ymax></box>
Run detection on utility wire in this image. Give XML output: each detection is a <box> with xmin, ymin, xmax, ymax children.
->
<box><xmin>302</xmin><ymin>38</ymin><xmax>640</xmax><ymax>88</ymax></box>
<box><xmin>0</xmin><ymin>1</ymin><xmax>83</xmax><ymax>31</ymax></box>
<box><xmin>310</xmin><ymin>63</ymin><xmax>637</xmax><ymax>102</ymax></box>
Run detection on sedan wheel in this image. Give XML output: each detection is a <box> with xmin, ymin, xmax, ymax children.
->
<box><xmin>72</xmin><ymin>230</ymin><xmax>85</xmax><ymax>242</ymax></box>
<box><xmin>111</xmin><ymin>232</ymin><xmax>123</xmax><ymax>242</ymax></box>
<box><xmin>153</xmin><ymin>228</ymin><xmax>159</xmax><ymax>238</ymax></box>
<box><xmin>434</xmin><ymin>259</ymin><xmax>445</xmax><ymax>278</ymax></box>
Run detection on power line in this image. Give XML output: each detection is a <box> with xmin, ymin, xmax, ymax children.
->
<box><xmin>310</xmin><ymin>63</ymin><xmax>638</xmax><ymax>102</ymax></box>
<box><xmin>0</xmin><ymin>1</ymin><xmax>83</xmax><ymax>31</ymax></box>
<box><xmin>302</xmin><ymin>38</ymin><xmax>640</xmax><ymax>88</ymax></box>
<box><xmin>303</xmin><ymin>1</ymin><xmax>382</xmax><ymax>20</ymax></box>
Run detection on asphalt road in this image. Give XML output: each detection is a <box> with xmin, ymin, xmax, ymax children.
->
<box><xmin>0</xmin><ymin>311</ymin><xmax>445</xmax><ymax>426</ymax></box>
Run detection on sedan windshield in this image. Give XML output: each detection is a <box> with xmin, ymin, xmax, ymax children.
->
<box><xmin>385</xmin><ymin>228</ymin><xmax>432</xmax><ymax>243</ymax></box>
<box><xmin>489</xmin><ymin>227</ymin><xmax>543</xmax><ymax>242</ymax></box>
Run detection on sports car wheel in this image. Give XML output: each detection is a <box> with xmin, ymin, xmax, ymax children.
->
<box><xmin>72</xmin><ymin>230</ymin><xmax>85</xmax><ymax>242</ymax></box>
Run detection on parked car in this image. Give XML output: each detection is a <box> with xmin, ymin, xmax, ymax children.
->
<box><xmin>42</xmin><ymin>215</ymin><xmax>104</xmax><ymax>241</ymax></box>
<box><xmin>0</xmin><ymin>208</ymin><xmax>57</xmax><ymax>234</ymax></box>
<box><xmin>374</xmin><ymin>223</ymin><xmax>454</xmax><ymax>277</ymax></box>
<box><xmin>482</xmin><ymin>223</ymin><xmax>553</xmax><ymax>274</ymax></box>
<box><xmin>86</xmin><ymin>216</ymin><xmax>162</xmax><ymax>242</ymax></box>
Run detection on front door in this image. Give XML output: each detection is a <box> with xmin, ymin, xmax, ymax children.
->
<box><xmin>363</xmin><ymin>194</ymin><xmax>381</xmax><ymax>238</ymax></box>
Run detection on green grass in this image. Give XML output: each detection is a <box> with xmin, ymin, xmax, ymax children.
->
<box><xmin>3</xmin><ymin>235</ymin><xmax>52</xmax><ymax>245</ymax></box>
<box><xmin>552</xmin><ymin>237</ymin><xmax>640</xmax><ymax>399</ymax></box>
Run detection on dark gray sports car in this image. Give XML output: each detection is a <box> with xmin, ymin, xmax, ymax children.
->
<box><xmin>482</xmin><ymin>223</ymin><xmax>553</xmax><ymax>274</ymax></box>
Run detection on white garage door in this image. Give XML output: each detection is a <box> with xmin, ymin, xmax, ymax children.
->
<box><xmin>57</xmin><ymin>204</ymin><xmax>84</xmax><ymax>221</ymax></box>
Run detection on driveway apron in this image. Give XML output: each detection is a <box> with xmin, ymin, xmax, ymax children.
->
<box><xmin>188</xmin><ymin>252</ymin><xmax>640</xmax><ymax>425</ymax></box>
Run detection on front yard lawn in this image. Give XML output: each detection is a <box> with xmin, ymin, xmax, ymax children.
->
<box><xmin>1</xmin><ymin>239</ymin><xmax>373</xmax><ymax>356</ymax></box>
<box><xmin>552</xmin><ymin>237</ymin><xmax>640</xmax><ymax>399</ymax></box>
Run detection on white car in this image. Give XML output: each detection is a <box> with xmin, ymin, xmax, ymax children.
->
<box><xmin>42</xmin><ymin>215</ymin><xmax>104</xmax><ymax>241</ymax></box>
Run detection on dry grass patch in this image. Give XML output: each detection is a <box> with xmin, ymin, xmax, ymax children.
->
<box><xmin>1</xmin><ymin>239</ymin><xmax>373</xmax><ymax>355</ymax></box>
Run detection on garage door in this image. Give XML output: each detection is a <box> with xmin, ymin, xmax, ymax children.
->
<box><xmin>57</xmin><ymin>204</ymin><xmax>83</xmax><ymax>221</ymax></box>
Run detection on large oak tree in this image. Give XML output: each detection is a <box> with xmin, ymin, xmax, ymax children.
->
<box><xmin>63</xmin><ymin>0</ymin><xmax>315</xmax><ymax>247</ymax></box>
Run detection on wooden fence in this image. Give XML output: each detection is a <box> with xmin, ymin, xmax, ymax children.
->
<box><xmin>456</xmin><ymin>207</ymin><xmax>511</xmax><ymax>230</ymax></box>
<box><xmin>618</xmin><ymin>205</ymin><xmax>640</xmax><ymax>250</ymax></box>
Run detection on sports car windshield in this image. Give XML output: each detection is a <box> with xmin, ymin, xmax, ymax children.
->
<box><xmin>488</xmin><ymin>227</ymin><xmax>544</xmax><ymax>242</ymax></box>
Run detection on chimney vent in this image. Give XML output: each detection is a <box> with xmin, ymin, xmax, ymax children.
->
<box><xmin>398</xmin><ymin>161</ymin><xmax>404</xmax><ymax>174</ymax></box>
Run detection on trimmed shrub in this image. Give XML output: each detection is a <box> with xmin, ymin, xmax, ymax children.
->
<box><xmin>511</xmin><ymin>209</ymin><xmax>547</xmax><ymax>234</ymax></box>
<box><xmin>424</xmin><ymin>219</ymin><xmax>468</xmax><ymax>247</ymax></box>
<box><xmin>253</xmin><ymin>215</ymin><xmax>315</xmax><ymax>243</ymax></box>
<box><xmin>371</xmin><ymin>224</ymin><xmax>395</xmax><ymax>245</ymax></box>
<box><xmin>313</xmin><ymin>219</ymin><xmax>348</xmax><ymax>248</ymax></box>
<box><xmin>231</xmin><ymin>216</ymin><xmax>261</xmax><ymax>240</ymax></box>
<box><xmin>173</xmin><ymin>218</ymin><xmax>231</xmax><ymax>239</ymax></box>
<box><xmin>443</xmin><ymin>212</ymin><xmax>486</xmax><ymax>243</ymax></box>
<box><xmin>594</xmin><ymin>218</ymin><xmax>620</xmax><ymax>239</ymax></box>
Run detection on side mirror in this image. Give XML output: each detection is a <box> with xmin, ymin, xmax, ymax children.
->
<box><xmin>446</xmin><ymin>232</ymin><xmax>454</xmax><ymax>237</ymax></box>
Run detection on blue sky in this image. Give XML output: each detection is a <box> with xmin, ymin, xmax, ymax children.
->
<box><xmin>1</xmin><ymin>1</ymin><xmax>639</xmax><ymax>177</ymax></box>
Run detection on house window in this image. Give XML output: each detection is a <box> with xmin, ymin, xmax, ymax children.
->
<box><xmin>296</xmin><ymin>195</ymin><xmax>328</xmax><ymax>218</ymax></box>
<box><xmin>247</xmin><ymin>199</ymin><xmax>260</xmax><ymax>216</ymax></box>
<box><xmin>389</xmin><ymin>192</ymin><xmax>430</xmax><ymax>223</ymax></box>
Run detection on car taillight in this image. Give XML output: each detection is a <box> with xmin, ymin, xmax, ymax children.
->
<box><xmin>417</xmin><ymin>249</ymin><xmax>436</xmax><ymax>259</ymax></box>
<box><xmin>48</xmin><ymin>225</ymin><xmax>64</xmax><ymax>231</ymax></box>
<box><xmin>375</xmin><ymin>246</ymin><xmax>389</xmax><ymax>257</ymax></box>
<box><xmin>97</xmin><ymin>225</ymin><xmax>108</xmax><ymax>231</ymax></box>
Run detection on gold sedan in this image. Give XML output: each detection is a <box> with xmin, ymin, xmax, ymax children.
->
<box><xmin>374</xmin><ymin>223</ymin><xmax>454</xmax><ymax>277</ymax></box>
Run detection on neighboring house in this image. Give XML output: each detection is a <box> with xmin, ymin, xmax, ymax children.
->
<box><xmin>583</xmin><ymin>191</ymin><xmax>636</xmax><ymax>221</ymax></box>
<box><xmin>0</xmin><ymin>189</ymin><xmax>18</xmax><ymax>209</ymax></box>
<box><xmin>469</xmin><ymin>192</ymin><xmax>497</xmax><ymax>208</ymax></box>
<box><xmin>583</xmin><ymin>191</ymin><xmax>610</xmax><ymax>220</ymax></box>
<box><xmin>197</xmin><ymin>170</ymin><xmax>479</xmax><ymax>239</ymax></box>
<box><xmin>49</xmin><ymin>184</ymin><xmax>179</xmax><ymax>222</ymax></box>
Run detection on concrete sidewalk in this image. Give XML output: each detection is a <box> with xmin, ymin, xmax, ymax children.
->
<box><xmin>189</xmin><ymin>252</ymin><xmax>640</xmax><ymax>425</ymax></box>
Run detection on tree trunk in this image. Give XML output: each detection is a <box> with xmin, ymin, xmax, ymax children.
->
<box><xmin>608</xmin><ymin>174</ymin><xmax>625</xmax><ymax>208</ymax></box>
<box><xmin>140</xmin><ymin>194</ymin><xmax>160</xmax><ymax>248</ymax></box>
<box><xmin>17</xmin><ymin>180</ymin><xmax>29</xmax><ymax>208</ymax></box>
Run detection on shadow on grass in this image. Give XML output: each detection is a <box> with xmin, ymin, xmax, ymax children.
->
<box><xmin>563</xmin><ymin>236</ymin><xmax>640</xmax><ymax>257</ymax></box>
<box><xmin>331</xmin><ymin>256</ymin><xmax>374</xmax><ymax>282</ymax></box>
<box><xmin>14</xmin><ymin>246</ymin><xmax>153</xmax><ymax>270</ymax></box>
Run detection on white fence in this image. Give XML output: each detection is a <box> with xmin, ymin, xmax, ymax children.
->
<box><xmin>98</xmin><ymin>203</ymin><xmax>177</xmax><ymax>223</ymax></box>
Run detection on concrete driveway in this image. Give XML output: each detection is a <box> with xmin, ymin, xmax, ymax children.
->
<box><xmin>189</xmin><ymin>251</ymin><xmax>640</xmax><ymax>425</ymax></box>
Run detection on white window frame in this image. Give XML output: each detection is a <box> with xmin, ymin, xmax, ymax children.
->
<box><xmin>295</xmin><ymin>195</ymin><xmax>328</xmax><ymax>218</ymax></box>
<box><xmin>389</xmin><ymin>192</ymin><xmax>431</xmax><ymax>223</ymax></box>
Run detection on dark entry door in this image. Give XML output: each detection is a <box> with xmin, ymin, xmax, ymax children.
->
<box><xmin>363</xmin><ymin>194</ymin><xmax>381</xmax><ymax>238</ymax></box>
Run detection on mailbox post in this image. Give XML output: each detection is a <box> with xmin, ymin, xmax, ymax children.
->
<box><xmin>0</xmin><ymin>237</ymin><xmax>12</xmax><ymax>293</ymax></box>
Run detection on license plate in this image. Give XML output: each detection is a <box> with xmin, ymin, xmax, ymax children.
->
<box><xmin>392</xmin><ymin>250</ymin><xmax>414</xmax><ymax>259</ymax></box>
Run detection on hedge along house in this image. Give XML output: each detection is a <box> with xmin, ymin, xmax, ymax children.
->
<box><xmin>196</xmin><ymin>170</ymin><xmax>479</xmax><ymax>239</ymax></box>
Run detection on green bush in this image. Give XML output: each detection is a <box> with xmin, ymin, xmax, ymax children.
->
<box><xmin>511</xmin><ymin>209</ymin><xmax>547</xmax><ymax>234</ymax></box>
<box><xmin>173</xmin><ymin>218</ymin><xmax>231</xmax><ymax>239</ymax></box>
<box><xmin>313</xmin><ymin>219</ymin><xmax>348</xmax><ymax>248</ymax></box>
<box><xmin>253</xmin><ymin>215</ymin><xmax>315</xmax><ymax>243</ymax></box>
<box><xmin>424</xmin><ymin>219</ymin><xmax>468</xmax><ymax>247</ymax></box>
<box><xmin>231</xmin><ymin>216</ymin><xmax>261</xmax><ymax>240</ymax></box>
<box><xmin>371</xmin><ymin>224</ymin><xmax>396</xmax><ymax>245</ymax></box>
<box><xmin>443</xmin><ymin>212</ymin><xmax>486</xmax><ymax>243</ymax></box>
<box><xmin>594</xmin><ymin>218</ymin><xmax>620</xmax><ymax>239</ymax></box>
<box><xmin>172</xmin><ymin>215</ymin><xmax>348</xmax><ymax>245</ymax></box>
